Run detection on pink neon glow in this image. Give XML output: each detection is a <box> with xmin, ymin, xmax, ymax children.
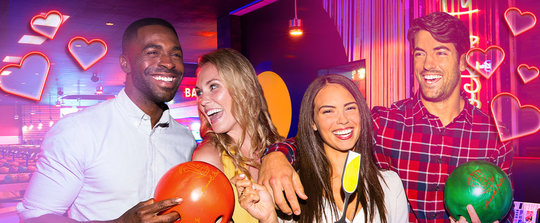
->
<box><xmin>30</xmin><ymin>10</ymin><xmax>63</xmax><ymax>40</ymax></box>
<box><xmin>68</xmin><ymin>37</ymin><xmax>108</xmax><ymax>71</ymax></box>
<box><xmin>490</xmin><ymin>92</ymin><xmax>540</xmax><ymax>142</ymax></box>
<box><xmin>504</xmin><ymin>7</ymin><xmax>537</xmax><ymax>36</ymax></box>
<box><xmin>470</xmin><ymin>35</ymin><xmax>479</xmax><ymax>47</ymax></box>
<box><xmin>517</xmin><ymin>64</ymin><xmax>539</xmax><ymax>84</ymax></box>
<box><xmin>448</xmin><ymin>9</ymin><xmax>479</xmax><ymax>16</ymax></box>
<box><xmin>0</xmin><ymin>52</ymin><xmax>51</xmax><ymax>101</ymax></box>
<box><xmin>465</xmin><ymin>46</ymin><xmax>505</xmax><ymax>79</ymax></box>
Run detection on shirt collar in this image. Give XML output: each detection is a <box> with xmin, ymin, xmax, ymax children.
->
<box><xmin>411</xmin><ymin>91</ymin><xmax>473</xmax><ymax>126</ymax></box>
<box><xmin>115</xmin><ymin>88</ymin><xmax>171</xmax><ymax>129</ymax></box>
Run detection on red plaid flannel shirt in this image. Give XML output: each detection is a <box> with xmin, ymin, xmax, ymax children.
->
<box><xmin>372</xmin><ymin>93</ymin><xmax>513</xmax><ymax>222</ymax></box>
<box><xmin>263</xmin><ymin>93</ymin><xmax>514</xmax><ymax>223</ymax></box>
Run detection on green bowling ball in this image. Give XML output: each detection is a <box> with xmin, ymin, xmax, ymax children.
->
<box><xmin>444</xmin><ymin>160</ymin><xmax>513</xmax><ymax>222</ymax></box>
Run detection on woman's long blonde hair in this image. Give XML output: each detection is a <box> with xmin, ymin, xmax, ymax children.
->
<box><xmin>197</xmin><ymin>48</ymin><xmax>282</xmax><ymax>178</ymax></box>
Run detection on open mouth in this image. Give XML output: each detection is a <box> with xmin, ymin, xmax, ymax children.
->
<box><xmin>153</xmin><ymin>76</ymin><xmax>175</xmax><ymax>82</ymax></box>
<box><xmin>206</xmin><ymin>108</ymin><xmax>224</xmax><ymax>124</ymax></box>
<box><xmin>152</xmin><ymin>75</ymin><xmax>178</xmax><ymax>88</ymax></box>
<box><xmin>423</xmin><ymin>74</ymin><xmax>442</xmax><ymax>85</ymax></box>
<box><xmin>333</xmin><ymin>128</ymin><xmax>353</xmax><ymax>140</ymax></box>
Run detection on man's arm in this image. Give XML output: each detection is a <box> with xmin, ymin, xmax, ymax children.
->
<box><xmin>494</xmin><ymin>141</ymin><xmax>513</xmax><ymax>177</ymax></box>
<box><xmin>18</xmin><ymin>118</ymin><xmax>183</xmax><ymax>223</ymax></box>
<box><xmin>258</xmin><ymin>138</ymin><xmax>307</xmax><ymax>216</ymax></box>
<box><xmin>261</xmin><ymin>138</ymin><xmax>297</xmax><ymax>165</ymax></box>
<box><xmin>18</xmin><ymin>118</ymin><xmax>88</xmax><ymax>221</ymax></box>
<box><xmin>22</xmin><ymin>198</ymin><xmax>182</xmax><ymax>223</ymax></box>
<box><xmin>370</xmin><ymin>107</ymin><xmax>392</xmax><ymax>169</ymax></box>
<box><xmin>495</xmin><ymin>140</ymin><xmax>515</xmax><ymax>223</ymax></box>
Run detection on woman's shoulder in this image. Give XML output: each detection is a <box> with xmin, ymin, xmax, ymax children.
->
<box><xmin>378</xmin><ymin>170</ymin><xmax>404</xmax><ymax>191</ymax></box>
<box><xmin>192</xmin><ymin>140</ymin><xmax>223</xmax><ymax>170</ymax></box>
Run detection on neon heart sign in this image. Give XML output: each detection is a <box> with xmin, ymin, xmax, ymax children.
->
<box><xmin>30</xmin><ymin>10</ymin><xmax>63</xmax><ymax>39</ymax></box>
<box><xmin>466</xmin><ymin>46</ymin><xmax>505</xmax><ymax>79</ymax></box>
<box><xmin>504</xmin><ymin>7</ymin><xmax>537</xmax><ymax>36</ymax></box>
<box><xmin>68</xmin><ymin>37</ymin><xmax>108</xmax><ymax>70</ymax></box>
<box><xmin>517</xmin><ymin>64</ymin><xmax>539</xmax><ymax>84</ymax></box>
<box><xmin>491</xmin><ymin>92</ymin><xmax>540</xmax><ymax>142</ymax></box>
<box><xmin>0</xmin><ymin>52</ymin><xmax>51</xmax><ymax>101</ymax></box>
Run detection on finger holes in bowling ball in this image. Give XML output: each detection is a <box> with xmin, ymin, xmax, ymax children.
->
<box><xmin>215</xmin><ymin>215</ymin><xmax>223</xmax><ymax>223</ymax></box>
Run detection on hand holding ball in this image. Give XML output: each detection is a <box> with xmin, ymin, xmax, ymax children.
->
<box><xmin>154</xmin><ymin>161</ymin><xmax>235</xmax><ymax>222</ymax></box>
<box><xmin>444</xmin><ymin>160</ymin><xmax>513</xmax><ymax>222</ymax></box>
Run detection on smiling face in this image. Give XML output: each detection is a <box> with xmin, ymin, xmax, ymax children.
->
<box><xmin>312</xmin><ymin>83</ymin><xmax>361</xmax><ymax>154</ymax></box>
<box><xmin>121</xmin><ymin>24</ymin><xmax>184</xmax><ymax>104</ymax></box>
<box><xmin>196</xmin><ymin>63</ymin><xmax>242</xmax><ymax>138</ymax></box>
<box><xmin>413</xmin><ymin>30</ymin><xmax>467</xmax><ymax>103</ymax></box>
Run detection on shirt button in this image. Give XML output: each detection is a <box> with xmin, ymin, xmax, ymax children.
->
<box><xmin>433</xmin><ymin>213</ymin><xmax>437</xmax><ymax>218</ymax></box>
<box><xmin>435</xmin><ymin>185</ymin><xmax>439</xmax><ymax>191</ymax></box>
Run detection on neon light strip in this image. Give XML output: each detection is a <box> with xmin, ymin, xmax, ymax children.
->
<box><xmin>448</xmin><ymin>9</ymin><xmax>479</xmax><ymax>16</ymax></box>
<box><xmin>229</xmin><ymin>0</ymin><xmax>277</xmax><ymax>16</ymax></box>
<box><xmin>461</xmin><ymin>0</ymin><xmax>472</xmax><ymax>8</ymax></box>
<box><xmin>442</xmin><ymin>0</ymin><xmax>479</xmax><ymax>15</ymax></box>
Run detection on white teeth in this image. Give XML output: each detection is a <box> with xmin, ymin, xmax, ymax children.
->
<box><xmin>333</xmin><ymin>128</ymin><xmax>352</xmax><ymax>135</ymax></box>
<box><xmin>206</xmin><ymin>109</ymin><xmax>222</xmax><ymax>116</ymax></box>
<box><xmin>424</xmin><ymin>75</ymin><xmax>442</xmax><ymax>80</ymax></box>
<box><xmin>153</xmin><ymin>76</ymin><xmax>174</xmax><ymax>82</ymax></box>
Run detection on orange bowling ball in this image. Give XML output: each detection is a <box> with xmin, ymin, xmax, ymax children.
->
<box><xmin>154</xmin><ymin>161</ymin><xmax>235</xmax><ymax>222</ymax></box>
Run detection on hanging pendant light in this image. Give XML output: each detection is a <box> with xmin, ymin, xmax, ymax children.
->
<box><xmin>289</xmin><ymin>0</ymin><xmax>303</xmax><ymax>36</ymax></box>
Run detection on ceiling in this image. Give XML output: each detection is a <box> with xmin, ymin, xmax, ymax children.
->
<box><xmin>0</xmin><ymin>0</ymin><xmax>257</xmax><ymax>106</ymax></box>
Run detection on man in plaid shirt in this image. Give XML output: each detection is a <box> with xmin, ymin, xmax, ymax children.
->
<box><xmin>258</xmin><ymin>12</ymin><xmax>513</xmax><ymax>222</ymax></box>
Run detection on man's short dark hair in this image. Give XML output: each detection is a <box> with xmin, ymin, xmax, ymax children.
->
<box><xmin>407</xmin><ymin>11</ymin><xmax>470</xmax><ymax>56</ymax></box>
<box><xmin>122</xmin><ymin>18</ymin><xmax>179</xmax><ymax>54</ymax></box>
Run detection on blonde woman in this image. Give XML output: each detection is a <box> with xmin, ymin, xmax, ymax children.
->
<box><xmin>192</xmin><ymin>48</ymin><xmax>283</xmax><ymax>223</ymax></box>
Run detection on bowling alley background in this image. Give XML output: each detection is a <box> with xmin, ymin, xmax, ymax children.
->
<box><xmin>1</xmin><ymin>0</ymin><xmax>540</xmax><ymax>222</ymax></box>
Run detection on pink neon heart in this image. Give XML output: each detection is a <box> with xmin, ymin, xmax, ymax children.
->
<box><xmin>0</xmin><ymin>52</ymin><xmax>51</xmax><ymax>101</ymax></box>
<box><xmin>68</xmin><ymin>37</ymin><xmax>108</xmax><ymax>71</ymax></box>
<box><xmin>517</xmin><ymin>64</ymin><xmax>539</xmax><ymax>84</ymax></box>
<box><xmin>504</xmin><ymin>7</ymin><xmax>537</xmax><ymax>36</ymax></box>
<box><xmin>491</xmin><ymin>93</ymin><xmax>540</xmax><ymax>142</ymax></box>
<box><xmin>465</xmin><ymin>46</ymin><xmax>505</xmax><ymax>79</ymax></box>
<box><xmin>30</xmin><ymin>10</ymin><xmax>63</xmax><ymax>39</ymax></box>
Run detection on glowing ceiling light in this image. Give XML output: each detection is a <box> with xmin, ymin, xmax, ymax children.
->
<box><xmin>18</xmin><ymin>35</ymin><xmax>47</xmax><ymax>45</ymax></box>
<box><xmin>3</xmin><ymin>56</ymin><xmax>22</xmax><ymax>63</ymax></box>
<box><xmin>289</xmin><ymin>0</ymin><xmax>303</xmax><ymax>37</ymax></box>
<box><xmin>106</xmin><ymin>22</ymin><xmax>114</xmax><ymax>26</ymax></box>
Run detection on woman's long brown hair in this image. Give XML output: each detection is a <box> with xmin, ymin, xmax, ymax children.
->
<box><xmin>296</xmin><ymin>74</ymin><xmax>387</xmax><ymax>223</ymax></box>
